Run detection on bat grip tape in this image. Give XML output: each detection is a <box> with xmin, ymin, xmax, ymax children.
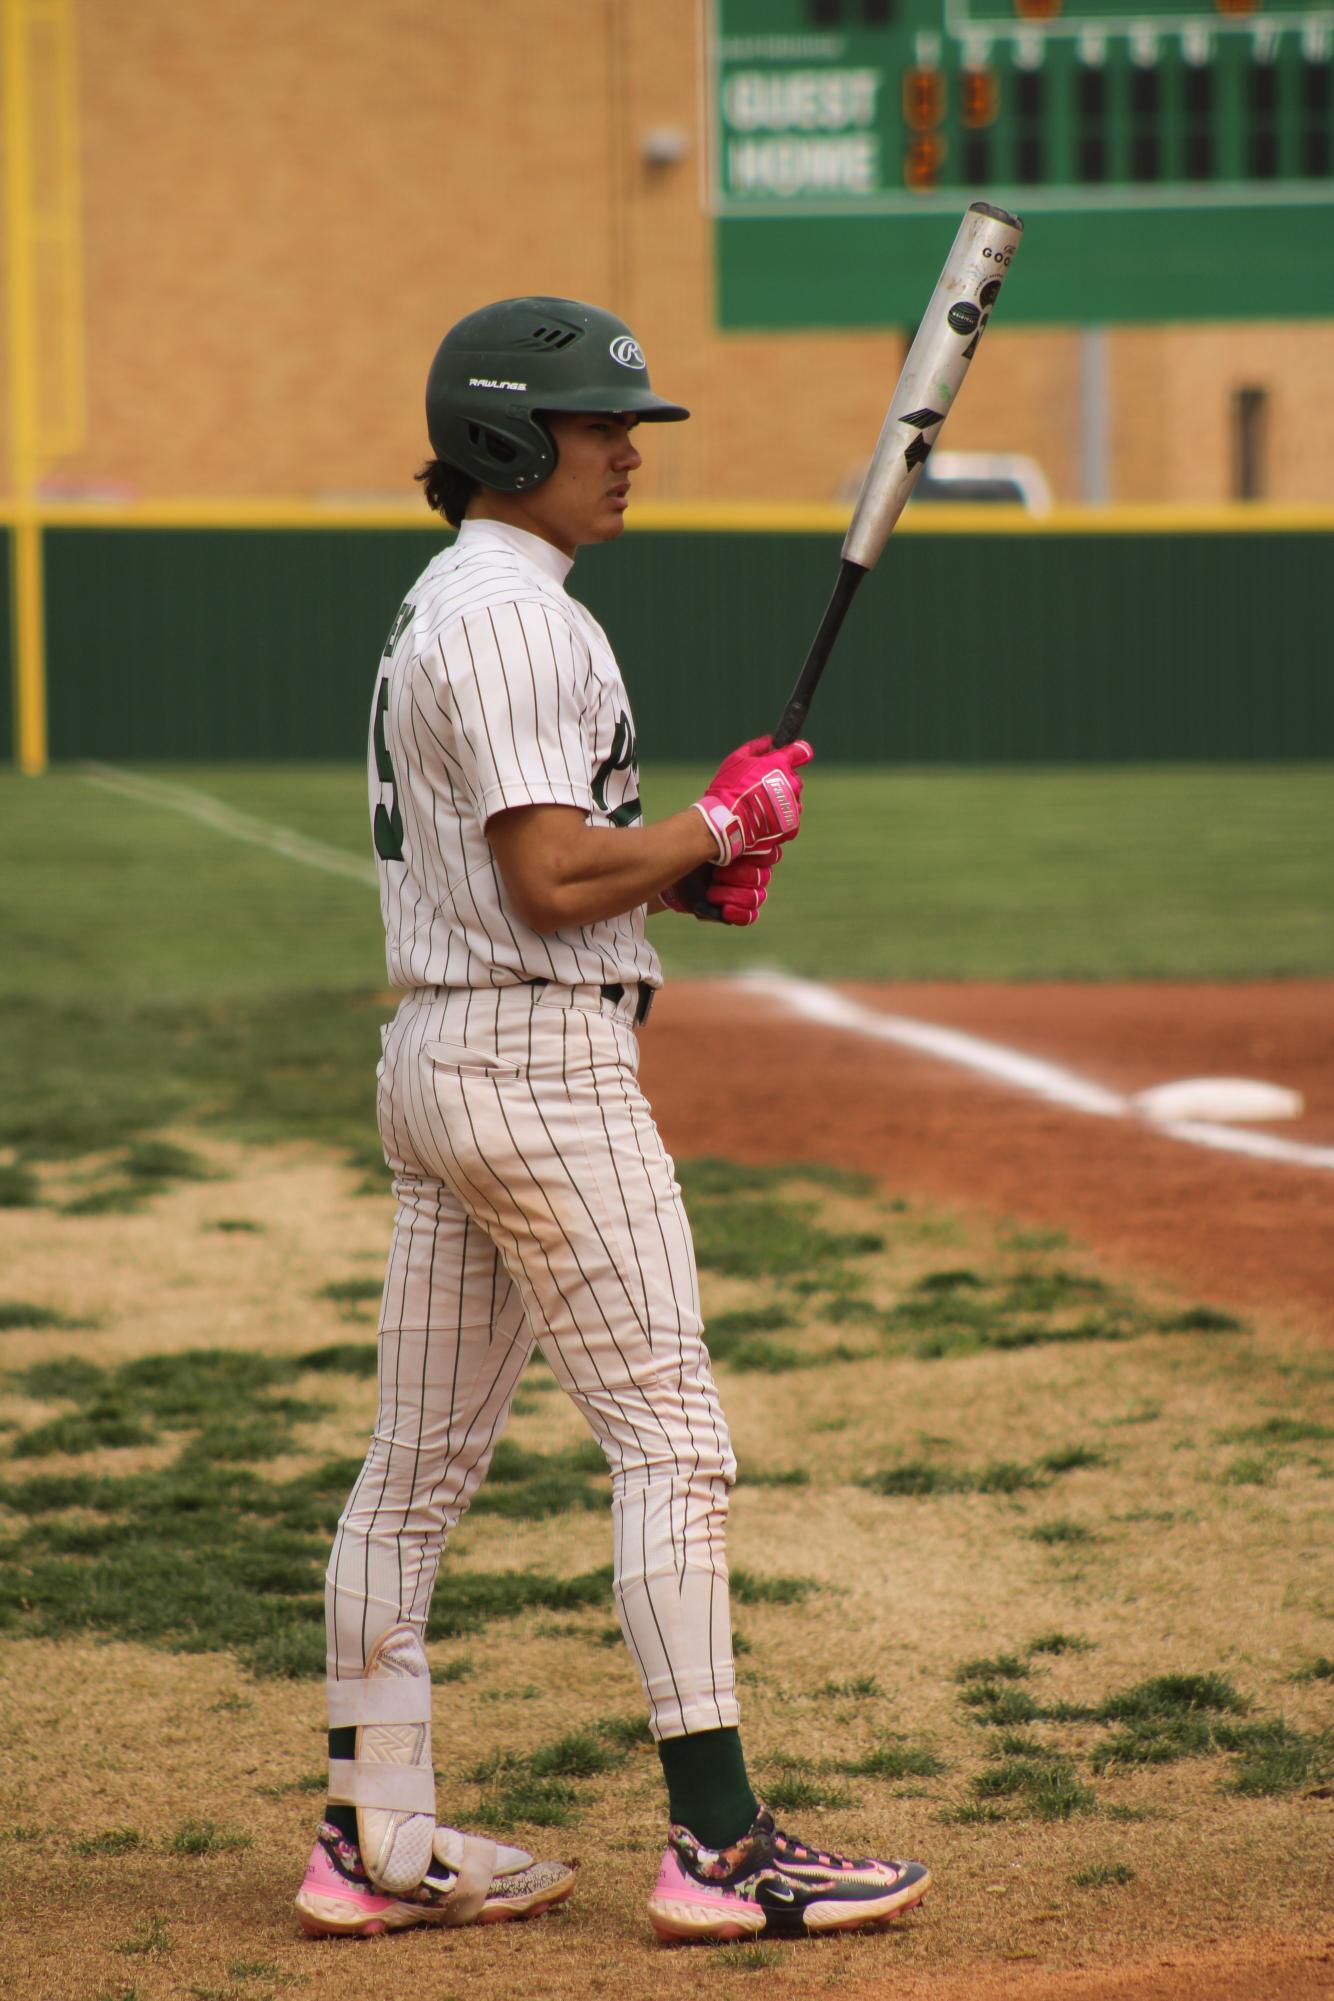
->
<box><xmin>772</xmin><ymin>558</ymin><xmax>867</xmax><ymax>746</ymax></box>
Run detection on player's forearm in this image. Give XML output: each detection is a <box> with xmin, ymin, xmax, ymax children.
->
<box><xmin>504</xmin><ymin>809</ymin><xmax>715</xmax><ymax>932</ymax></box>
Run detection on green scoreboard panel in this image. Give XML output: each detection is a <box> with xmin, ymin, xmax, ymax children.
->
<box><xmin>708</xmin><ymin>0</ymin><xmax>1334</xmax><ymax>323</ymax></box>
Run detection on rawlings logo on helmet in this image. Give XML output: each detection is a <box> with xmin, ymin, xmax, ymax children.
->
<box><xmin>610</xmin><ymin>335</ymin><xmax>646</xmax><ymax>370</ymax></box>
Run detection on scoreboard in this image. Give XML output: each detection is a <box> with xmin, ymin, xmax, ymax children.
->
<box><xmin>707</xmin><ymin>0</ymin><xmax>1334</xmax><ymax>323</ymax></box>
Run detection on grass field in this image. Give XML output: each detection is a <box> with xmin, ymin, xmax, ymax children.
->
<box><xmin>3</xmin><ymin>762</ymin><xmax>1333</xmax><ymax>1002</ymax></box>
<box><xmin>1</xmin><ymin>760</ymin><xmax>1330</xmax><ymax>1187</ymax></box>
<box><xmin>0</xmin><ymin>759</ymin><xmax>1331</xmax><ymax>1999</ymax></box>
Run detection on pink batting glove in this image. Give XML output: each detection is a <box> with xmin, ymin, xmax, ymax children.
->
<box><xmin>692</xmin><ymin>736</ymin><xmax>813</xmax><ymax>865</ymax></box>
<box><xmin>706</xmin><ymin>848</ymin><xmax>781</xmax><ymax>926</ymax></box>
<box><xmin>660</xmin><ymin>840</ymin><xmax>782</xmax><ymax>922</ymax></box>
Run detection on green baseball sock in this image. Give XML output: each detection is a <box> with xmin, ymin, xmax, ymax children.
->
<box><xmin>325</xmin><ymin>1727</ymin><xmax>358</xmax><ymax>1846</ymax></box>
<box><xmin>657</xmin><ymin>1727</ymin><xmax>759</xmax><ymax>1850</ymax></box>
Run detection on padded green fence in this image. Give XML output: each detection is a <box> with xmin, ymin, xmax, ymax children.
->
<box><xmin>33</xmin><ymin>522</ymin><xmax>1334</xmax><ymax>763</ymax></box>
<box><xmin>42</xmin><ymin>527</ymin><xmax>438</xmax><ymax>763</ymax></box>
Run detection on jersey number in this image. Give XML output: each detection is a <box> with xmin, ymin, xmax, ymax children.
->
<box><xmin>372</xmin><ymin>678</ymin><xmax>404</xmax><ymax>862</ymax></box>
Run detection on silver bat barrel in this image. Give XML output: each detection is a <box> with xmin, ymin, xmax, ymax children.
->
<box><xmin>842</xmin><ymin>200</ymin><xmax>1024</xmax><ymax>573</ymax></box>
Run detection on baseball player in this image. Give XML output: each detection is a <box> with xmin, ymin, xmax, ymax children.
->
<box><xmin>294</xmin><ymin>297</ymin><xmax>930</xmax><ymax>1944</ymax></box>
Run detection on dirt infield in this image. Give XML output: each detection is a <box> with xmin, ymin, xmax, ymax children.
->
<box><xmin>642</xmin><ymin>980</ymin><xmax>1334</xmax><ymax>1330</ymax></box>
<box><xmin>896</xmin><ymin>1938</ymin><xmax>1334</xmax><ymax>2001</ymax></box>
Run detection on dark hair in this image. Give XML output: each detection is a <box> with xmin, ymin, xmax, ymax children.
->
<box><xmin>416</xmin><ymin>458</ymin><xmax>477</xmax><ymax>528</ymax></box>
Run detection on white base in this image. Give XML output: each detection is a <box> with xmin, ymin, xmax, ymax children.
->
<box><xmin>1134</xmin><ymin>1077</ymin><xmax>1305</xmax><ymax>1125</ymax></box>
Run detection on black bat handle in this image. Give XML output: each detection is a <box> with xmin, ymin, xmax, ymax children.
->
<box><xmin>684</xmin><ymin>557</ymin><xmax>870</xmax><ymax>919</ymax></box>
<box><xmin>772</xmin><ymin>558</ymin><xmax>867</xmax><ymax>747</ymax></box>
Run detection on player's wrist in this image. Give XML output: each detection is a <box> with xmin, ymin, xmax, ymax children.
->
<box><xmin>691</xmin><ymin>796</ymin><xmax>742</xmax><ymax>867</ymax></box>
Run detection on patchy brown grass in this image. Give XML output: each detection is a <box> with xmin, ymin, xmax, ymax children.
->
<box><xmin>1</xmin><ymin>1144</ymin><xmax>1331</xmax><ymax>2001</ymax></box>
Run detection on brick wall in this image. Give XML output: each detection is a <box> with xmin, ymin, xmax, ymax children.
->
<box><xmin>1113</xmin><ymin>324</ymin><xmax>1334</xmax><ymax>504</ymax></box>
<box><xmin>7</xmin><ymin>0</ymin><xmax>1331</xmax><ymax>506</ymax></box>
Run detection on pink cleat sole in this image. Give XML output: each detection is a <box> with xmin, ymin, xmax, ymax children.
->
<box><xmin>294</xmin><ymin>1828</ymin><xmax>574</xmax><ymax>1938</ymax></box>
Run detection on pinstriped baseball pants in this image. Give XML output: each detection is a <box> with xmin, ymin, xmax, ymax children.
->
<box><xmin>325</xmin><ymin>982</ymin><xmax>740</xmax><ymax>1740</ymax></box>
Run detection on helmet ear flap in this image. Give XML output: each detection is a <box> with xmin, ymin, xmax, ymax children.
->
<box><xmin>513</xmin><ymin>411</ymin><xmax>557</xmax><ymax>491</ymax></box>
<box><xmin>432</xmin><ymin>409</ymin><xmax>555</xmax><ymax>492</ymax></box>
<box><xmin>464</xmin><ymin>413</ymin><xmax>558</xmax><ymax>489</ymax></box>
<box><xmin>467</xmin><ymin>424</ymin><xmax>518</xmax><ymax>467</ymax></box>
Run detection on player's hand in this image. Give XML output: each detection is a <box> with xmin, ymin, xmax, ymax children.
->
<box><xmin>660</xmin><ymin>843</ymin><xmax>782</xmax><ymax>923</ymax></box>
<box><xmin>692</xmin><ymin>735</ymin><xmax>813</xmax><ymax>865</ymax></box>
<box><xmin>704</xmin><ymin>843</ymin><xmax>781</xmax><ymax>926</ymax></box>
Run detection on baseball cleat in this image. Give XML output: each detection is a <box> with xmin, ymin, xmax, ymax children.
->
<box><xmin>295</xmin><ymin>1820</ymin><xmax>576</xmax><ymax>1938</ymax></box>
<box><xmin>646</xmin><ymin>1806</ymin><xmax>929</xmax><ymax>1943</ymax></box>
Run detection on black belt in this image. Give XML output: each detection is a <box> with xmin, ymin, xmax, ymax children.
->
<box><xmin>528</xmin><ymin>977</ymin><xmax>654</xmax><ymax>1027</ymax></box>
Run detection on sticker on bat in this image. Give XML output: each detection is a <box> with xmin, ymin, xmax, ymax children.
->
<box><xmin>980</xmin><ymin>278</ymin><xmax>1002</xmax><ymax>308</ymax></box>
<box><xmin>947</xmin><ymin>301</ymin><xmax>981</xmax><ymax>335</ymax></box>
<box><xmin>904</xmin><ymin>435</ymin><xmax>934</xmax><ymax>469</ymax></box>
<box><xmin>900</xmin><ymin>407</ymin><xmax>945</xmax><ymax>430</ymax></box>
<box><xmin>960</xmin><ymin>312</ymin><xmax>990</xmax><ymax>361</ymax></box>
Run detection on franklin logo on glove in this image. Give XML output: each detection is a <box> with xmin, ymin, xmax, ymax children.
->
<box><xmin>691</xmin><ymin>736</ymin><xmax>814</xmax><ymax>868</ymax></box>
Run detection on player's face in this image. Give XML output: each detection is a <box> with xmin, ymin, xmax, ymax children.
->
<box><xmin>519</xmin><ymin>412</ymin><xmax>643</xmax><ymax>555</ymax></box>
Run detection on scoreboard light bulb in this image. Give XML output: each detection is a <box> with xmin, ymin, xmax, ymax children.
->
<box><xmin>962</xmin><ymin>66</ymin><xmax>999</xmax><ymax>128</ymax></box>
<box><xmin>903</xmin><ymin>133</ymin><xmax>947</xmax><ymax>188</ymax></box>
<box><xmin>902</xmin><ymin>66</ymin><xmax>946</xmax><ymax>130</ymax></box>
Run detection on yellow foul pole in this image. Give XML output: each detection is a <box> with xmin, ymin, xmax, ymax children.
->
<box><xmin>9</xmin><ymin>514</ymin><xmax>47</xmax><ymax>776</ymax></box>
<box><xmin>4</xmin><ymin>0</ymin><xmax>45</xmax><ymax>772</ymax></box>
<box><xmin>4</xmin><ymin>0</ymin><xmax>84</xmax><ymax>774</ymax></box>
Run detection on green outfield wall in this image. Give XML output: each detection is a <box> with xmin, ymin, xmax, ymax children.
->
<box><xmin>6</xmin><ymin>514</ymin><xmax>1332</xmax><ymax>766</ymax></box>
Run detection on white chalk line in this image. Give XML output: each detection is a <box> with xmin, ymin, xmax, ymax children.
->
<box><xmin>79</xmin><ymin>762</ymin><xmax>378</xmax><ymax>888</ymax></box>
<box><xmin>742</xmin><ymin>972</ymin><xmax>1334</xmax><ymax>1176</ymax></box>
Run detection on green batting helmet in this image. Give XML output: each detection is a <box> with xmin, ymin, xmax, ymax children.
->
<box><xmin>425</xmin><ymin>296</ymin><xmax>689</xmax><ymax>492</ymax></box>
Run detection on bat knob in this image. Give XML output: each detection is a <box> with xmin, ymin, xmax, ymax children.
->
<box><xmin>969</xmin><ymin>199</ymin><xmax>1024</xmax><ymax>232</ymax></box>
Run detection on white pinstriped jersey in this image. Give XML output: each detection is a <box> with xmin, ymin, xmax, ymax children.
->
<box><xmin>369</xmin><ymin>518</ymin><xmax>661</xmax><ymax>992</ymax></box>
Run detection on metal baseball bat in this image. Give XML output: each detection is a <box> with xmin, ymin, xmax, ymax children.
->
<box><xmin>687</xmin><ymin>199</ymin><xmax>1023</xmax><ymax>918</ymax></box>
